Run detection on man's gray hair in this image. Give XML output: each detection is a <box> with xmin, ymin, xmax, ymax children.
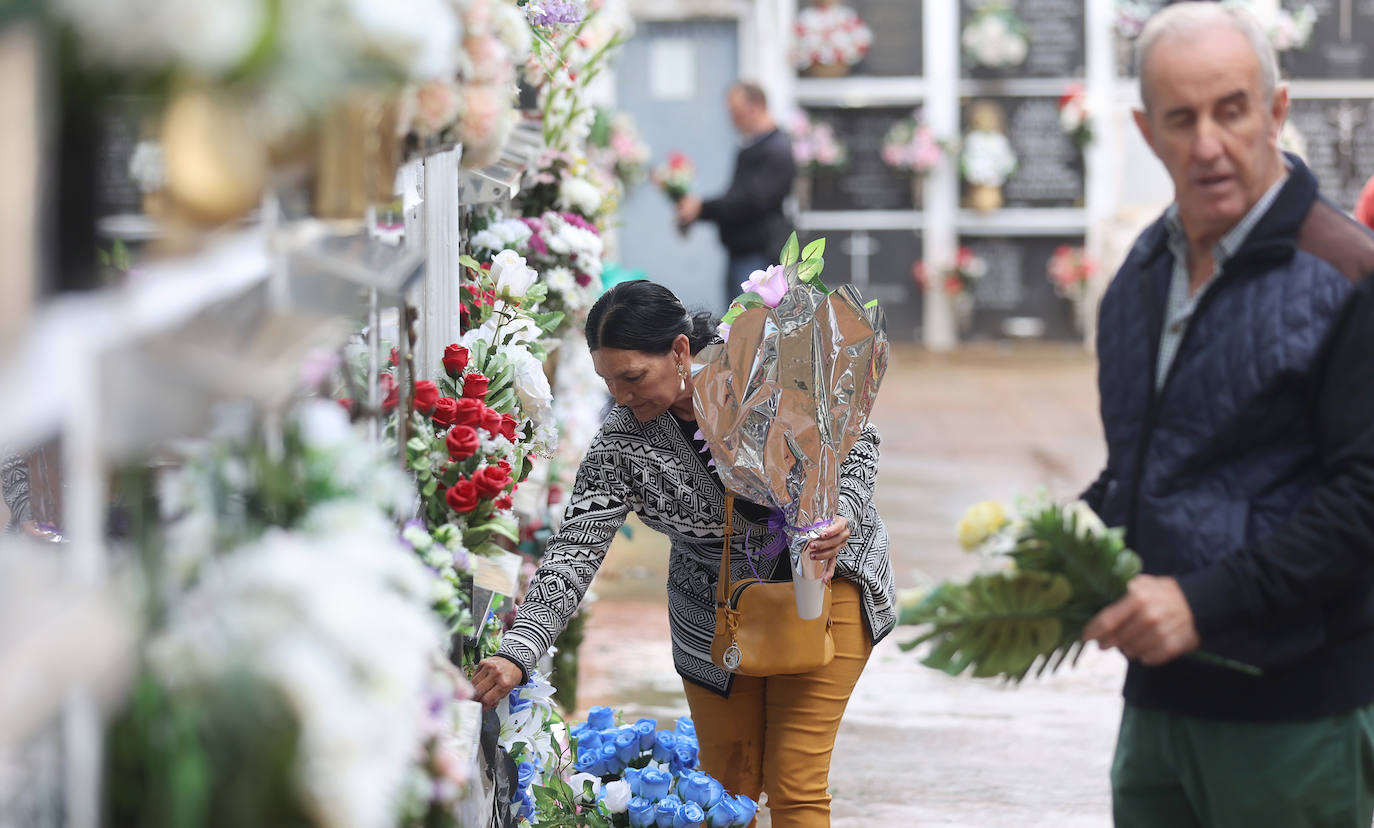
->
<box><xmin>1136</xmin><ymin>2</ymin><xmax>1279</xmax><ymax>111</ymax></box>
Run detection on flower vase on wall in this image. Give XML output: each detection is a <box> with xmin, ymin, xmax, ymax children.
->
<box><xmin>910</xmin><ymin>176</ymin><xmax>924</xmax><ymax>210</ymax></box>
<box><xmin>969</xmin><ymin>184</ymin><xmax>1003</xmax><ymax>212</ymax></box>
<box><xmin>954</xmin><ymin>291</ymin><xmax>975</xmax><ymax>338</ymax></box>
<box><xmin>803</xmin><ymin>62</ymin><xmax>851</xmax><ymax>78</ymax></box>
<box><xmin>313</xmin><ymin>89</ymin><xmax>401</xmax><ymax>222</ymax></box>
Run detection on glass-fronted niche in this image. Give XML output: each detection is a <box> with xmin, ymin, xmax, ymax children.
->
<box><xmin>798</xmin><ymin>228</ymin><xmax>923</xmax><ymax>342</ymax></box>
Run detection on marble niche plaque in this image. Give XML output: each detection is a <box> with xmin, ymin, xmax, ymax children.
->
<box><xmin>963</xmin><ymin>0</ymin><xmax>1085</xmax><ymax>79</ymax></box>
<box><xmin>963</xmin><ymin>235</ymin><xmax>1084</xmax><ymax>341</ymax></box>
<box><xmin>1281</xmin><ymin>0</ymin><xmax>1374</xmax><ymax>80</ymax></box>
<box><xmin>808</xmin><ymin>106</ymin><xmax>918</xmax><ymax>212</ymax></box>
<box><xmin>961</xmin><ymin>97</ymin><xmax>1084</xmax><ymax>209</ymax></box>
<box><xmin>799</xmin><ymin>228</ymin><xmax>923</xmax><ymax>342</ymax></box>
<box><xmin>1287</xmin><ymin>98</ymin><xmax>1374</xmax><ymax>211</ymax></box>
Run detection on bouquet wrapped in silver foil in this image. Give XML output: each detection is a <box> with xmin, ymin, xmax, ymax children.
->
<box><xmin>691</xmin><ymin>235</ymin><xmax>889</xmax><ymax>618</ymax></box>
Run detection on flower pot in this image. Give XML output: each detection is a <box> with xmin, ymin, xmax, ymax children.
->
<box><xmin>969</xmin><ymin>183</ymin><xmax>1003</xmax><ymax>213</ymax></box>
<box><xmin>954</xmin><ymin>291</ymin><xmax>975</xmax><ymax>336</ymax></box>
<box><xmin>910</xmin><ymin>176</ymin><xmax>924</xmax><ymax>210</ymax></box>
<box><xmin>313</xmin><ymin>89</ymin><xmax>401</xmax><ymax>221</ymax></box>
<box><xmin>803</xmin><ymin>62</ymin><xmax>852</xmax><ymax>78</ymax></box>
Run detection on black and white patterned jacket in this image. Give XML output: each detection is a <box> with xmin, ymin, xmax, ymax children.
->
<box><xmin>498</xmin><ymin>405</ymin><xmax>895</xmax><ymax>697</ymax></box>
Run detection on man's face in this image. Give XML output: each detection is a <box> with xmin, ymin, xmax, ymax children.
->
<box><xmin>727</xmin><ymin>89</ymin><xmax>751</xmax><ymax>133</ymax></box>
<box><xmin>1135</xmin><ymin>27</ymin><xmax>1288</xmax><ymax>244</ymax></box>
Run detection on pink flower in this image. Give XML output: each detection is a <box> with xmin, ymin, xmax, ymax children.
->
<box><xmin>741</xmin><ymin>264</ymin><xmax>790</xmax><ymax>307</ymax></box>
<box><xmin>411</xmin><ymin>79</ymin><xmax>461</xmax><ymax>136</ymax></box>
<box><xmin>464</xmin><ymin>33</ymin><xmax>514</xmax><ymax>86</ymax></box>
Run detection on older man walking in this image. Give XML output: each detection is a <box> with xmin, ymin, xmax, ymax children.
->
<box><xmin>1080</xmin><ymin>4</ymin><xmax>1374</xmax><ymax>826</ymax></box>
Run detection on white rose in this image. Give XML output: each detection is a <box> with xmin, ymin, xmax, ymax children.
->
<box><xmin>601</xmin><ymin>779</ymin><xmax>632</xmax><ymax>813</ymax></box>
<box><xmin>490</xmin><ymin>249</ymin><xmax>539</xmax><ymax>298</ymax></box>
<box><xmin>509</xmin><ymin>347</ymin><xmax>554</xmax><ymax>414</ymax></box>
<box><xmin>568</xmin><ymin>773</ymin><xmax>601</xmax><ymax>804</ymax></box>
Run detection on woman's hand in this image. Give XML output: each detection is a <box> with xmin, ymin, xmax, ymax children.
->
<box><xmin>805</xmin><ymin>515</ymin><xmax>850</xmax><ymax>582</ymax></box>
<box><xmin>471</xmin><ymin>656</ymin><xmax>525</xmax><ymax>710</ymax></box>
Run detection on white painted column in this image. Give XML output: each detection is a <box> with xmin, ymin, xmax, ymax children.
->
<box><xmin>419</xmin><ymin>147</ymin><xmax>464</xmax><ymax>381</ymax></box>
<box><xmin>922</xmin><ymin>0</ymin><xmax>959</xmax><ymax>352</ymax></box>
<box><xmin>1082</xmin><ymin>0</ymin><xmax>1116</xmax><ymax>352</ymax></box>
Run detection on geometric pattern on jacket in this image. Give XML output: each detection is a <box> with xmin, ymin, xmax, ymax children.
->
<box><xmin>499</xmin><ymin>403</ymin><xmax>895</xmax><ymax>696</ymax></box>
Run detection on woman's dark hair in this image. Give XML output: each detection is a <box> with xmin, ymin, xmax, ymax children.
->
<box><xmin>585</xmin><ymin>280</ymin><xmax>718</xmax><ymax>354</ymax></box>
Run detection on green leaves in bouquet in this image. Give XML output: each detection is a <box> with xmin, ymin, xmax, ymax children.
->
<box><xmin>901</xmin><ymin>502</ymin><xmax>1144</xmax><ymax>682</ymax></box>
<box><xmin>900</xmin><ymin>570</ymin><xmax>1074</xmax><ymax>681</ymax></box>
<box><xmin>783</xmin><ymin>233</ymin><xmax>829</xmax><ymax>293</ymax></box>
<box><xmin>532</xmin><ymin>778</ymin><xmax>611</xmax><ymax>828</ymax></box>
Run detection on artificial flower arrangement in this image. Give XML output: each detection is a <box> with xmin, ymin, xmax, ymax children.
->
<box><xmin>960</xmin><ymin>125</ymin><xmax>1017</xmax><ymax>208</ymax></box>
<box><xmin>1047</xmin><ymin>244</ymin><xmax>1097</xmax><ymax>298</ymax></box>
<box><xmin>1220</xmin><ymin>0</ymin><xmax>1317</xmax><ymax>52</ymax></box>
<box><xmin>793</xmin><ymin>0</ymin><xmax>873</xmax><ymax>76</ymax></box>
<box><xmin>880</xmin><ymin>111</ymin><xmax>944</xmax><ymax>175</ymax></box>
<box><xmin>791</xmin><ymin>110</ymin><xmax>849</xmax><ymax>173</ymax></box>
<box><xmin>913</xmin><ymin>247</ymin><xmax>987</xmax><ymax>297</ymax></box>
<box><xmin>1058</xmin><ymin>84</ymin><xmax>1094</xmax><ymax>150</ymax></box>
<box><xmin>399</xmin><ymin>0</ymin><xmax>535</xmax><ymax>163</ymax></box>
<box><xmin>651</xmin><ymin>152</ymin><xmax>696</xmax><ymax>202</ymax></box>
<box><xmin>589</xmin><ymin>109</ymin><xmax>652</xmax><ymax>191</ymax></box>
<box><xmin>899</xmin><ymin>496</ymin><xmax>1260</xmax><ymax>681</ymax></box>
<box><xmin>528</xmin><ymin>707</ymin><xmax>759</xmax><ymax>827</ymax></box>
<box><xmin>961</xmin><ymin>3</ymin><xmax>1029</xmax><ymax>69</ymax></box>
<box><xmin>470</xmin><ymin>210</ymin><xmax>607</xmax><ymax>331</ymax></box>
<box><xmin>1113</xmin><ymin>0</ymin><xmax>1153</xmax><ymax>41</ymax></box>
<box><xmin>517</xmin><ymin>148</ymin><xmax>621</xmax><ymax>231</ymax></box>
<box><xmin>526</xmin><ymin>0</ymin><xmax>635</xmax><ymax>153</ymax></box>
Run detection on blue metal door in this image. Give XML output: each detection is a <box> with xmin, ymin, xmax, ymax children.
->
<box><xmin>616</xmin><ymin>19</ymin><xmax>740</xmax><ymax>315</ymax></box>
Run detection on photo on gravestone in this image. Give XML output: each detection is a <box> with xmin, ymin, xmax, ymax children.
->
<box><xmin>961</xmin><ymin>0</ymin><xmax>1084</xmax><ymax>80</ymax></box>
<box><xmin>799</xmin><ymin>228</ymin><xmax>923</xmax><ymax>342</ymax></box>
<box><xmin>1280</xmin><ymin>0</ymin><xmax>1374</xmax><ymax>80</ymax></box>
<box><xmin>1286</xmin><ymin>98</ymin><xmax>1374</xmax><ymax>211</ymax></box>
<box><xmin>807</xmin><ymin>106</ymin><xmax>918</xmax><ymax>212</ymax></box>
<box><xmin>961</xmin><ymin>97</ymin><xmax>1083</xmax><ymax>209</ymax></box>
<box><xmin>962</xmin><ymin>235</ymin><xmax>1083</xmax><ymax>341</ymax></box>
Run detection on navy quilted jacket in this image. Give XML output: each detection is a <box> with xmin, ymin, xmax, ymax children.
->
<box><xmin>1086</xmin><ymin>155</ymin><xmax>1374</xmax><ymax>721</ymax></box>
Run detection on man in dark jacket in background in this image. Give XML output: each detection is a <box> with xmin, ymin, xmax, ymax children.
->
<box><xmin>676</xmin><ymin>81</ymin><xmax>795</xmax><ymax>310</ymax></box>
<box><xmin>1079</xmin><ymin>4</ymin><xmax>1374</xmax><ymax>826</ymax></box>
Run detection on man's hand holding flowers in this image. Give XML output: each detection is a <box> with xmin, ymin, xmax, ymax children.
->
<box><xmin>1083</xmin><ymin>574</ymin><xmax>1201</xmax><ymax>666</ymax></box>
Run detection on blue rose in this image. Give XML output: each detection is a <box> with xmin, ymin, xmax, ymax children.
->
<box><xmin>652</xmin><ymin>731</ymin><xmax>678</xmax><ymax>763</ymax></box>
<box><xmin>731</xmin><ymin>795</ymin><xmax>758</xmax><ymax>827</ymax></box>
<box><xmin>588</xmin><ymin>705</ymin><xmax>615</xmax><ymax>731</ymax></box>
<box><xmin>705</xmin><ymin>795</ymin><xmax>739</xmax><ymax>828</ymax></box>
<box><xmin>570</xmin><ymin>722</ymin><xmax>592</xmax><ymax>743</ymax></box>
<box><xmin>615</xmin><ymin>727</ymin><xmax>640</xmax><ymax>762</ymax></box>
<box><xmin>675</xmin><ymin>716</ymin><xmax>696</xmax><ymax>739</ymax></box>
<box><xmin>516</xmin><ymin>761</ymin><xmax>536</xmax><ymax>789</ymax></box>
<box><xmin>676</xmin><ymin>733</ymin><xmax>699</xmax><ymax>753</ymax></box>
<box><xmin>676</xmin><ymin>771</ymin><xmax>708</xmax><ymax>807</ymax></box>
<box><xmin>628</xmin><ymin>796</ymin><xmax>656</xmax><ymax>828</ymax></box>
<box><xmin>674</xmin><ymin>801</ymin><xmax>706</xmax><ymax>828</ymax></box>
<box><xmin>577</xmin><ymin>729</ymin><xmax>604</xmax><ymax>758</ymax></box>
<box><xmin>624</xmin><ymin>767</ymin><xmax>643</xmax><ymax>796</ymax></box>
<box><xmin>634</xmin><ymin>718</ymin><xmax>658</xmax><ymax>750</ymax></box>
<box><xmin>701</xmin><ymin>775</ymin><xmax>724</xmax><ymax>809</ymax></box>
<box><xmin>655</xmin><ymin>797</ymin><xmax>682</xmax><ymax>828</ymax></box>
<box><xmin>574</xmin><ymin>749</ymin><xmax>602</xmax><ymax>777</ymax></box>
<box><xmin>600</xmin><ymin>741</ymin><xmax>625</xmax><ymax>775</ymax></box>
<box><xmin>672</xmin><ymin>744</ymin><xmax>699</xmax><ymax>775</ymax></box>
<box><xmin>640</xmin><ymin>767</ymin><xmax>672</xmax><ymax>801</ymax></box>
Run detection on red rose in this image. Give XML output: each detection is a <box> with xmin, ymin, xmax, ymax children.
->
<box><xmin>497</xmin><ymin>459</ymin><xmax>513</xmax><ymax>475</ymax></box>
<box><xmin>462</xmin><ymin>372</ymin><xmax>491</xmax><ymax>399</ymax></box>
<box><xmin>431</xmin><ymin>397</ymin><xmax>460</xmax><ymax>426</ymax></box>
<box><xmin>413</xmin><ymin>380</ymin><xmax>440</xmax><ymax>414</ymax></box>
<box><xmin>338</xmin><ymin>398</ymin><xmax>354</xmax><ymax>413</ymax></box>
<box><xmin>500</xmin><ymin>413</ymin><xmax>518</xmax><ymax>441</ymax></box>
<box><xmin>445</xmin><ymin>479</ymin><xmax>479</xmax><ymax>514</ymax></box>
<box><xmin>445</xmin><ymin>425</ymin><xmax>480</xmax><ymax>460</ymax></box>
<box><xmin>380</xmin><ymin>373</ymin><xmax>398</xmax><ymax>412</ymax></box>
<box><xmin>495</xmin><ymin>494</ymin><xmax>514</xmax><ymax>511</ymax></box>
<box><xmin>452</xmin><ymin>397</ymin><xmax>485</xmax><ymax>428</ymax></box>
<box><xmin>389</xmin><ymin>347</ymin><xmax>398</xmax><ymax>367</ymax></box>
<box><xmin>443</xmin><ymin>344</ymin><xmax>470</xmax><ymax>379</ymax></box>
<box><xmin>472</xmin><ymin>464</ymin><xmax>512</xmax><ymax>499</ymax></box>
<box><xmin>480</xmin><ymin>406</ymin><xmax>503</xmax><ymax>437</ymax></box>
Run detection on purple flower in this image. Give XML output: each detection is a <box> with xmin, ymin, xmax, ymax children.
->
<box><xmin>561</xmin><ymin>211</ymin><xmax>599</xmax><ymax>234</ymax></box>
<box><xmin>527</xmin><ymin>0</ymin><xmax>584</xmax><ymax>27</ymax></box>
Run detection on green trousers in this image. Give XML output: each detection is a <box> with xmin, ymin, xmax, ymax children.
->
<box><xmin>1111</xmin><ymin>704</ymin><xmax>1374</xmax><ymax>828</ymax></box>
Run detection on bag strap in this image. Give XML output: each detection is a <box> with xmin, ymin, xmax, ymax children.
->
<box><xmin>717</xmin><ymin>494</ymin><xmax>735</xmax><ymax>608</ymax></box>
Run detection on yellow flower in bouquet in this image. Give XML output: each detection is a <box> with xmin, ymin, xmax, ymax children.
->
<box><xmin>957</xmin><ymin>500</ymin><xmax>1009</xmax><ymax>550</ymax></box>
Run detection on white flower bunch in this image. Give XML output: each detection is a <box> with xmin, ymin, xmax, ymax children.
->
<box><xmin>490</xmin><ymin>249</ymin><xmax>540</xmax><ymax>299</ymax></box>
<box><xmin>471</xmin><ymin>218</ymin><xmax>534</xmax><ymax>254</ymax></box>
<box><xmin>962</xmin><ymin>6</ymin><xmax>1029</xmax><ymax>69</ymax></box>
<box><xmin>150</xmin><ymin>522</ymin><xmax>444</xmax><ymax>828</ymax></box>
<box><xmin>960</xmin><ymin>131</ymin><xmax>1018</xmax><ymax>188</ymax></box>
<box><xmin>557</xmin><ymin>176</ymin><xmax>605</xmax><ymax>218</ymax></box>
<box><xmin>496</xmin><ymin>673</ymin><xmax>563</xmax><ymax>776</ymax></box>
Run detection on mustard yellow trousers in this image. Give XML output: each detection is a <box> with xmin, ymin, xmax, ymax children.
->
<box><xmin>682</xmin><ymin>579</ymin><xmax>872</xmax><ymax>828</ymax></box>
